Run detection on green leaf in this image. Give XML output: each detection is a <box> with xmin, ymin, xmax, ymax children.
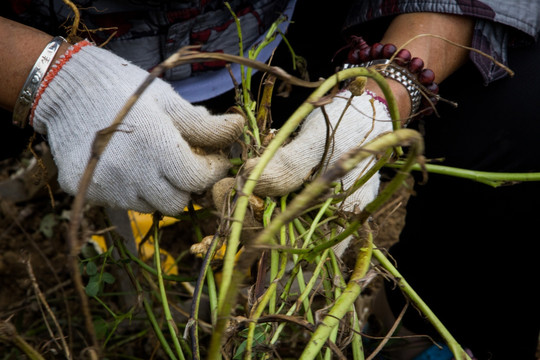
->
<box><xmin>233</xmin><ymin>340</ymin><xmax>247</xmax><ymax>360</ymax></box>
<box><xmin>233</xmin><ymin>325</ymin><xmax>267</xmax><ymax>359</ymax></box>
<box><xmin>102</xmin><ymin>272</ymin><xmax>115</xmax><ymax>284</ymax></box>
<box><xmin>86</xmin><ymin>261</ymin><xmax>98</xmax><ymax>276</ymax></box>
<box><xmin>85</xmin><ymin>280</ymin><xmax>100</xmax><ymax>297</ymax></box>
<box><xmin>93</xmin><ymin>317</ymin><xmax>108</xmax><ymax>340</ymax></box>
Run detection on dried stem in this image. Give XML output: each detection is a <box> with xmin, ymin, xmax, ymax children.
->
<box><xmin>365</xmin><ymin>302</ymin><xmax>409</xmax><ymax>360</ymax></box>
<box><xmin>23</xmin><ymin>255</ymin><xmax>71</xmax><ymax>359</ymax></box>
<box><xmin>0</xmin><ymin>320</ymin><xmax>46</xmax><ymax>360</ymax></box>
<box><xmin>61</xmin><ymin>0</ymin><xmax>81</xmax><ymax>42</ymax></box>
<box><xmin>391</xmin><ymin>33</ymin><xmax>514</xmax><ymax>77</ymax></box>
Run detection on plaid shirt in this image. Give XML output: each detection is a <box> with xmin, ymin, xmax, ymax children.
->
<box><xmin>10</xmin><ymin>0</ymin><xmax>290</xmax><ymax>81</ymax></box>
<box><xmin>9</xmin><ymin>0</ymin><xmax>539</xmax><ymax>91</ymax></box>
<box><xmin>345</xmin><ymin>0</ymin><xmax>540</xmax><ymax>84</ymax></box>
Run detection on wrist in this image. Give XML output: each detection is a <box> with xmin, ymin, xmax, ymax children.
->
<box><xmin>341</xmin><ymin>37</ymin><xmax>439</xmax><ymax>126</ymax></box>
<box><xmin>30</xmin><ymin>40</ymin><xmax>92</xmax><ymax>128</ymax></box>
<box><xmin>365</xmin><ymin>77</ymin><xmax>411</xmax><ymax>124</ymax></box>
<box><xmin>379</xmin><ymin>13</ymin><xmax>473</xmax><ymax>83</ymax></box>
<box><xmin>12</xmin><ymin>36</ymin><xmax>68</xmax><ymax>127</ymax></box>
<box><xmin>0</xmin><ymin>17</ymin><xmax>68</xmax><ymax>111</ymax></box>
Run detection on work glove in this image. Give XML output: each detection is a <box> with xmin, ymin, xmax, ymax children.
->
<box><xmin>31</xmin><ymin>41</ymin><xmax>244</xmax><ymax>215</ymax></box>
<box><xmin>245</xmin><ymin>90</ymin><xmax>393</xmax><ymax>256</ymax></box>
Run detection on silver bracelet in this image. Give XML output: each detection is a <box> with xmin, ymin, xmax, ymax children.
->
<box><xmin>12</xmin><ymin>36</ymin><xmax>66</xmax><ymax>128</ymax></box>
<box><xmin>343</xmin><ymin>59</ymin><xmax>422</xmax><ymax>116</ymax></box>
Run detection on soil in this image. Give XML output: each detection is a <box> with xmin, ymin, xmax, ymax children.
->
<box><xmin>0</xmin><ymin>139</ymin><xmax>410</xmax><ymax>359</ymax></box>
<box><xmin>0</xmin><ymin>143</ymin><xmax>538</xmax><ymax>359</ymax></box>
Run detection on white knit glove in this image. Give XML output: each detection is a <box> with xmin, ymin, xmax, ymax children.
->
<box><xmin>32</xmin><ymin>43</ymin><xmax>244</xmax><ymax>215</ymax></box>
<box><xmin>245</xmin><ymin>90</ymin><xmax>393</xmax><ymax>256</ymax></box>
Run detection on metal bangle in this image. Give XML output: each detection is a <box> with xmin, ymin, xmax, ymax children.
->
<box><xmin>343</xmin><ymin>59</ymin><xmax>421</xmax><ymax>117</ymax></box>
<box><xmin>12</xmin><ymin>36</ymin><xmax>66</xmax><ymax>128</ymax></box>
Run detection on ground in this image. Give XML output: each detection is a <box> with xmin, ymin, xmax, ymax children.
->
<box><xmin>0</xmin><ymin>139</ymin><xmax>410</xmax><ymax>359</ymax></box>
<box><xmin>1</xmin><ymin>142</ymin><xmax>538</xmax><ymax>359</ymax></box>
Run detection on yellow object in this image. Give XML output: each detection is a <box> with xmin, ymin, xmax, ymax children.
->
<box><xmin>89</xmin><ymin>205</ymin><xmax>246</xmax><ymax>283</ymax></box>
<box><xmin>213</xmin><ymin>246</ymin><xmax>246</xmax><ymax>286</ymax></box>
<box><xmin>90</xmin><ymin>210</ymin><xmax>187</xmax><ymax>276</ymax></box>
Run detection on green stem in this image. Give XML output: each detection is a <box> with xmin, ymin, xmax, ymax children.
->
<box><xmin>244</xmin><ymin>248</ymin><xmax>288</xmax><ymax>360</ymax></box>
<box><xmin>326</xmin><ymin>251</ymin><xmax>346</xmax><ymax>360</ymax></box>
<box><xmin>387</xmin><ymin>162</ymin><xmax>540</xmax><ymax>187</ymax></box>
<box><xmin>258</xmin><ymin>129</ymin><xmax>422</xmax><ymax>260</ymax></box>
<box><xmin>246</xmin><ymin>16</ymin><xmax>286</xmax><ymax>89</ymax></box>
<box><xmin>0</xmin><ymin>323</ymin><xmax>46</xmax><ymax>360</ymax></box>
<box><xmin>209</xmin><ymin>67</ymin><xmax>403</xmax><ymax>359</ymax></box>
<box><xmin>277</xmin><ymin>220</ymin><xmax>310</xmax><ymax>314</ymax></box>
<box><xmin>300</xmin><ymin>232</ymin><xmax>374</xmax><ymax>360</ymax></box>
<box><xmin>351</xmin><ymin>306</ymin><xmax>365</xmax><ymax>360</ymax></box>
<box><xmin>267</xmin><ymin>248</ymin><xmax>329</xmax><ymax>347</ymax></box>
<box><xmin>225</xmin><ymin>1</ymin><xmax>261</xmax><ymax>148</ymax></box>
<box><xmin>153</xmin><ymin>225</ymin><xmax>185</xmax><ymax>360</ymax></box>
<box><xmin>123</xmin><ymin>247</ymin><xmax>192</xmax><ymax>282</ymax></box>
<box><xmin>143</xmin><ymin>298</ymin><xmax>178</xmax><ymax>360</ymax></box>
<box><xmin>265</xmin><ymin>199</ymin><xmax>278</xmax><ymax>313</ymax></box>
<box><xmin>206</xmin><ymin>267</ymin><xmax>218</xmax><ymax>327</ymax></box>
<box><xmin>113</xmin><ymin>233</ymin><xmax>179</xmax><ymax>360</ymax></box>
<box><xmin>303</xmin><ymin>197</ymin><xmax>334</xmax><ymax>248</ymax></box>
<box><xmin>187</xmin><ymin>205</ymin><xmax>217</xmax><ymax>360</ymax></box>
<box><xmin>224</xmin><ymin>2</ymin><xmax>245</xmax><ymax>84</ymax></box>
<box><xmin>372</xmin><ymin>249</ymin><xmax>472</xmax><ymax>360</ymax></box>
<box><xmin>294</xmin><ymin>136</ymin><xmax>421</xmax><ymax>260</ymax></box>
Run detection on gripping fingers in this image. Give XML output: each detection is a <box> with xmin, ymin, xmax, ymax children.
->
<box><xmin>244</xmin><ymin>144</ymin><xmax>324</xmax><ymax>197</ymax></box>
<box><xmin>138</xmin><ymin>181</ymin><xmax>193</xmax><ymax>215</ymax></box>
<box><xmin>164</xmin><ymin>143</ymin><xmax>233</xmax><ymax>195</ymax></box>
<box><xmin>170</xmin><ymin>102</ymin><xmax>245</xmax><ymax>149</ymax></box>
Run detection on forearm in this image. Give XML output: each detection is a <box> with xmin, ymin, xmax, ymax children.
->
<box><xmin>365</xmin><ymin>12</ymin><xmax>474</xmax><ymax>122</ymax></box>
<box><xmin>0</xmin><ymin>16</ymin><xmax>69</xmax><ymax>112</ymax></box>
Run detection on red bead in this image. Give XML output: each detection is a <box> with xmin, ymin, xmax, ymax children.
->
<box><xmin>349</xmin><ymin>35</ymin><xmax>369</xmax><ymax>50</ymax></box>
<box><xmin>425</xmin><ymin>82</ymin><xmax>439</xmax><ymax>95</ymax></box>
<box><xmin>347</xmin><ymin>46</ymin><xmax>372</xmax><ymax>64</ymax></box>
<box><xmin>347</xmin><ymin>48</ymin><xmax>361</xmax><ymax>64</ymax></box>
<box><xmin>418</xmin><ymin>68</ymin><xmax>435</xmax><ymax>85</ymax></box>
<box><xmin>421</xmin><ymin>95</ymin><xmax>438</xmax><ymax>107</ymax></box>
<box><xmin>408</xmin><ymin>57</ymin><xmax>424</xmax><ymax>74</ymax></box>
<box><xmin>358</xmin><ymin>46</ymin><xmax>372</xmax><ymax>62</ymax></box>
<box><xmin>370</xmin><ymin>42</ymin><xmax>384</xmax><ymax>59</ymax></box>
<box><xmin>394</xmin><ymin>49</ymin><xmax>411</xmax><ymax>66</ymax></box>
<box><xmin>382</xmin><ymin>43</ymin><xmax>397</xmax><ymax>58</ymax></box>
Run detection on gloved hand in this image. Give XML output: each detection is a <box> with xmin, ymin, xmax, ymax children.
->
<box><xmin>245</xmin><ymin>90</ymin><xmax>393</xmax><ymax>256</ymax></box>
<box><xmin>31</xmin><ymin>41</ymin><xmax>244</xmax><ymax>215</ymax></box>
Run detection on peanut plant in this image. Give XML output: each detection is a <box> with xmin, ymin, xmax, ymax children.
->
<box><xmin>7</xmin><ymin>5</ymin><xmax>539</xmax><ymax>360</ymax></box>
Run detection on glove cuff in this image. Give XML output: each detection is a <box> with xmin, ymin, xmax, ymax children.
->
<box><xmin>365</xmin><ymin>89</ymin><xmax>388</xmax><ymax>108</ymax></box>
<box><xmin>30</xmin><ymin>40</ymin><xmax>93</xmax><ymax>126</ymax></box>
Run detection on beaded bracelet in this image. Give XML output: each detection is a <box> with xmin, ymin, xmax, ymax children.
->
<box><xmin>341</xmin><ymin>36</ymin><xmax>439</xmax><ymax>122</ymax></box>
<box><xmin>12</xmin><ymin>36</ymin><xmax>66</xmax><ymax>128</ymax></box>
